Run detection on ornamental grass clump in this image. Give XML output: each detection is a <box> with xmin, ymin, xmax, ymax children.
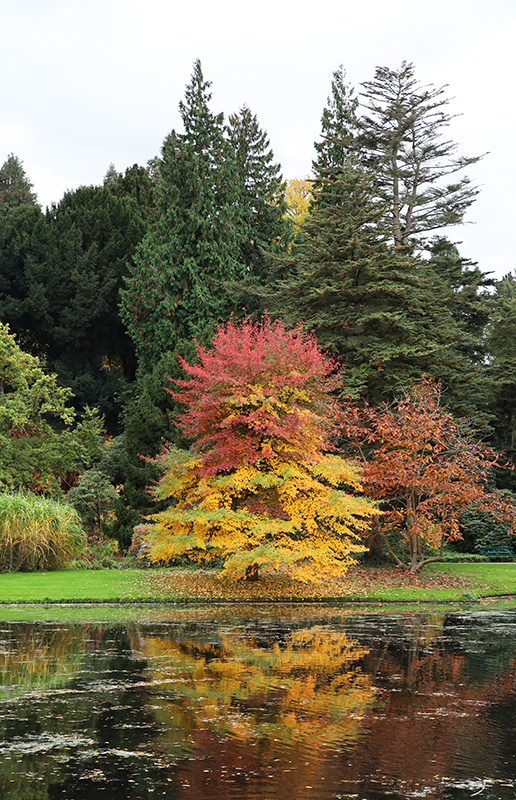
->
<box><xmin>0</xmin><ymin>492</ymin><xmax>86</xmax><ymax>572</ymax></box>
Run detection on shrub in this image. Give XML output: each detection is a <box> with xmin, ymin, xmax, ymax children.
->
<box><xmin>0</xmin><ymin>492</ymin><xmax>86</xmax><ymax>572</ymax></box>
<box><xmin>70</xmin><ymin>532</ymin><xmax>121</xmax><ymax>570</ymax></box>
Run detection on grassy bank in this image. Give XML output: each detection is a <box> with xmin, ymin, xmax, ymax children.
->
<box><xmin>0</xmin><ymin>562</ymin><xmax>515</xmax><ymax>604</ymax></box>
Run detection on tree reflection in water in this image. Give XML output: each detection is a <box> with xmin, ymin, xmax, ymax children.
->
<box><xmin>0</xmin><ymin>610</ymin><xmax>515</xmax><ymax>799</ymax></box>
<box><xmin>138</xmin><ymin>625</ymin><xmax>375</xmax><ymax>746</ymax></box>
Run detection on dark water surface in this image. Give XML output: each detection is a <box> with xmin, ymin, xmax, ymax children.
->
<box><xmin>0</xmin><ymin>603</ymin><xmax>516</xmax><ymax>799</ymax></box>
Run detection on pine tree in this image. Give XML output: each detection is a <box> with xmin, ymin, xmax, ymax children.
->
<box><xmin>312</xmin><ymin>65</ymin><xmax>358</xmax><ymax>181</ymax></box>
<box><xmin>227</xmin><ymin>104</ymin><xmax>289</xmax><ymax>280</ymax></box>
<box><xmin>120</xmin><ymin>60</ymin><xmax>247</xmax><ymax>371</ymax></box>
<box><xmin>270</xmin><ymin>164</ymin><xmax>478</xmax><ymax>407</ymax></box>
<box><xmin>0</xmin><ymin>154</ymin><xmax>38</xmax><ymax>211</ymax></box>
<box><xmin>360</xmin><ymin>62</ymin><xmax>483</xmax><ymax>249</ymax></box>
<box><xmin>314</xmin><ymin>62</ymin><xmax>483</xmax><ymax>250</ymax></box>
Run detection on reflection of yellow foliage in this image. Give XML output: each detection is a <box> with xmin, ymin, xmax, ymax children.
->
<box><xmin>0</xmin><ymin>625</ymin><xmax>84</xmax><ymax>697</ymax></box>
<box><xmin>284</xmin><ymin>178</ymin><xmax>313</xmax><ymax>234</ymax></box>
<box><xmin>146</xmin><ymin>448</ymin><xmax>377</xmax><ymax>583</ymax></box>
<box><xmin>139</xmin><ymin>626</ymin><xmax>375</xmax><ymax>747</ymax></box>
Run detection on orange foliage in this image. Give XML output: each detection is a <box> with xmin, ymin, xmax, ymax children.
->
<box><xmin>347</xmin><ymin>379</ymin><xmax>516</xmax><ymax>572</ymax></box>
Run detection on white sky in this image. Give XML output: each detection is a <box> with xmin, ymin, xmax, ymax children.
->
<box><xmin>2</xmin><ymin>0</ymin><xmax>515</xmax><ymax>278</ymax></box>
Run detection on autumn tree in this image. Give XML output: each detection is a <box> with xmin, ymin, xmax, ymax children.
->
<box><xmin>350</xmin><ymin>379</ymin><xmax>516</xmax><ymax>572</ymax></box>
<box><xmin>143</xmin><ymin>318</ymin><xmax>377</xmax><ymax>581</ymax></box>
<box><xmin>284</xmin><ymin>177</ymin><xmax>312</xmax><ymax>237</ymax></box>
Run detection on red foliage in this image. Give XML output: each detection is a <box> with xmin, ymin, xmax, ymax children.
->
<box><xmin>347</xmin><ymin>378</ymin><xmax>516</xmax><ymax>571</ymax></box>
<box><xmin>167</xmin><ymin>317</ymin><xmax>343</xmax><ymax>476</ymax></box>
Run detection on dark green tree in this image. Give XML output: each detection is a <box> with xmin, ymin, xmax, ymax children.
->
<box><xmin>269</xmin><ymin>164</ymin><xmax>484</xmax><ymax>409</ymax></box>
<box><xmin>104</xmin><ymin>162</ymin><xmax>156</xmax><ymax>224</ymax></box>
<box><xmin>0</xmin><ymin>154</ymin><xmax>38</xmax><ymax>211</ymax></box>
<box><xmin>485</xmin><ymin>274</ymin><xmax>516</xmax><ymax>485</ymax></box>
<box><xmin>0</xmin><ymin>203</ymin><xmax>46</xmax><ymax>353</ymax></box>
<box><xmin>227</xmin><ymin>104</ymin><xmax>290</xmax><ymax>280</ymax></box>
<box><xmin>0</xmin><ymin>185</ymin><xmax>147</xmax><ymax>430</ymax></box>
<box><xmin>314</xmin><ymin>62</ymin><xmax>483</xmax><ymax>250</ymax></box>
<box><xmin>120</xmin><ymin>60</ymin><xmax>247</xmax><ymax>372</ymax></box>
<box><xmin>312</xmin><ymin>65</ymin><xmax>358</xmax><ymax>182</ymax></box>
<box><xmin>427</xmin><ymin>237</ymin><xmax>492</xmax><ymax>368</ymax></box>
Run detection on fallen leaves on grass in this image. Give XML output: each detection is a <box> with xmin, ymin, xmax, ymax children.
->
<box><xmin>134</xmin><ymin>565</ymin><xmax>476</xmax><ymax>602</ymax></box>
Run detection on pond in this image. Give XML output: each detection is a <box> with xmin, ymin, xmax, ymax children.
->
<box><xmin>0</xmin><ymin>603</ymin><xmax>515</xmax><ymax>799</ymax></box>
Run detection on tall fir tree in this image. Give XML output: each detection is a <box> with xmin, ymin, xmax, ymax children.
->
<box><xmin>269</xmin><ymin>163</ymin><xmax>484</xmax><ymax>410</ymax></box>
<box><xmin>313</xmin><ymin>62</ymin><xmax>483</xmax><ymax>250</ymax></box>
<box><xmin>0</xmin><ymin>154</ymin><xmax>38</xmax><ymax>211</ymax></box>
<box><xmin>312</xmin><ymin>66</ymin><xmax>358</xmax><ymax>183</ymax></box>
<box><xmin>120</xmin><ymin>60</ymin><xmax>247</xmax><ymax>372</ymax></box>
<box><xmin>227</xmin><ymin>104</ymin><xmax>290</xmax><ymax>281</ymax></box>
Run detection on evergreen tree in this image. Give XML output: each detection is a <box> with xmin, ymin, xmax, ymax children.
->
<box><xmin>0</xmin><ymin>185</ymin><xmax>147</xmax><ymax>430</ymax></box>
<box><xmin>104</xmin><ymin>162</ymin><xmax>156</xmax><ymax>224</ymax></box>
<box><xmin>485</xmin><ymin>274</ymin><xmax>516</xmax><ymax>487</ymax></box>
<box><xmin>227</xmin><ymin>104</ymin><xmax>289</xmax><ymax>280</ymax></box>
<box><xmin>0</xmin><ymin>203</ymin><xmax>46</xmax><ymax>353</ymax></box>
<box><xmin>120</xmin><ymin>60</ymin><xmax>247</xmax><ymax>371</ymax></box>
<box><xmin>312</xmin><ymin>65</ymin><xmax>358</xmax><ymax>181</ymax></box>
<box><xmin>314</xmin><ymin>62</ymin><xmax>483</xmax><ymax>249</ymax></box>
<box><xmin>427</xmin><ymin>237</ymin><xmax>492</xmax><ymax>369</ymax></box>
<box><xmin>270</xmin><ymin>164</ymin><xmax>483</xmax><ymax>409</ymax></box>
<box><xmin>0</xmin><ymin>154</ymin><xmax>38</xmax><ymax>211</ymax></box>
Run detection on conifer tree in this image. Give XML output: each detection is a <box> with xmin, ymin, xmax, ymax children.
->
<box><xmin>120</xmin><ymin>60</ymin><xmax>247</xmax><ymax>371</ymax></box>
<box><xmin>227</xmin><ymin>104</ymin><xmax>289</xmax><ymax>280</ymax></box>
<box><xmin>314</xmin><ymin>62</ymin><xmax>483</xmax><ymax>250</ymax></box>
<box><xmin>270</xmin><ymin>164</ymin><xmax>479</xmax><ymax>408</ymax></box>
<box><xmin>0</xmin><ymin>154</ymin><xmax>38</xmax><ymax>211</ymax></box>
<box><xmin>485</xmin><ymin>273</ymin><xmax>516</xmax><ymax>485</ymax></box>
<box><xmin>312</xmin><ymin>66</ymin><xmax>358</xmax><ymax>182</ymax></box>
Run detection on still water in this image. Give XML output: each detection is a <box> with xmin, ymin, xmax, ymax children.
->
<box><xmin>0</xmin><ymin>603</ymin><xmax>515</xmax><ymax>799</ymax></box>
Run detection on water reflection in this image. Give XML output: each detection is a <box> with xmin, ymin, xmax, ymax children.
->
<box><xmin>0</xmin><ymin>607</ymin><xmax>514</xmax><ymax>798</ymax></box>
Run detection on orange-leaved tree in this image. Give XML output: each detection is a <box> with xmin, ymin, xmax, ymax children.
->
<box><xmin>350</xmin><ymin>378</ymin><xmax>516</xmax><ymax>573</ymax></box>
<box><xmin>143</xmin><ymin>318</ymin><xmax>377</xmax><ymax>582</ymax></box>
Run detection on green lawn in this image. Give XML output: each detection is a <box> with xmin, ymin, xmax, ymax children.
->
<box><xmin>0</xmin><ymin>562</ymin><xmax>515</xmax><ymax>605</ymax></box>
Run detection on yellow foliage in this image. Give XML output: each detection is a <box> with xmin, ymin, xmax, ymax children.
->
<box><xmin>138</xmin><ymin>625</ymin><xmax>375</xmax><ymax>746</ymax></box>
<box><xmin>145</xmin><ymin>446</ymin><xmax>378</xmax><ymax>582</ymax></box>
<box><xmin>284</xmin><ymin>177</ymin><xmax>313</xmax><ymax>234</ymax></box>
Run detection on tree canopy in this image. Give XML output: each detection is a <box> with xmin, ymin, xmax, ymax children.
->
<box><xmin>143</xmin><ymin>318</ymin><xmax>377</xmax><ymax>581</ymax></box>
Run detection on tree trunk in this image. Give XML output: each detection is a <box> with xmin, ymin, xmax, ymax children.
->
<box><xmin>245</xmin><ymin>563</ymin><xmax>259</xmax><ymax>582</ymax></box>
<box><xmin>363</xmin><ymin>516</ymin><xmax>386</xmax><ymax>561</ymax></box>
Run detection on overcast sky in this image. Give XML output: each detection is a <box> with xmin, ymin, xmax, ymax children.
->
<box><xmin>2</xmin><ymin>0</ymin><xmax>515</xmax><ymax>278</ymax></box>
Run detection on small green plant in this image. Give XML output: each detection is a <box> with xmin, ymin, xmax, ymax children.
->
<box><xmin>0</xmin><ymin>492</ymin><xmax>86</xmax><ymax>572</ymax></box>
